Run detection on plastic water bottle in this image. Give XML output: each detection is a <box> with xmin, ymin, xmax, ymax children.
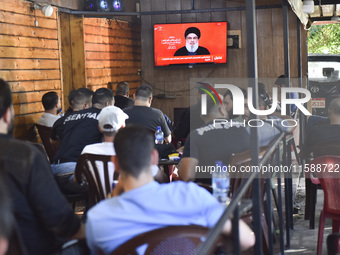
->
<box><xmin>212</xmin><ymin>161</ymin><xmax>230</xmax><ymax>205</ymax></box>
<box><xmin>155</xmin><ymin>126</ymin><xmax>164</xmax><ymax>144</ymax></box>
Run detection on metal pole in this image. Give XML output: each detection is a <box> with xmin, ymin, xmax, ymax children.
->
<box><xmin>246</xmin><ymin>0</ymin><xmax>262</xmax><ymax>254</ymax></box>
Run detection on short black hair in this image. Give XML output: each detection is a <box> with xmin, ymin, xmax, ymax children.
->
<box><xmin>73</xmin><ymin>88</ymin><xmax>93</xmax><ymax>109</ymax></box>
<box><xmin>0</xmin><ymin>79</ymin><xmax>12</xmax><ymax>119</ymax></box>
<box><xmin>116</xmin><ymin>82</ymin><xmax>129</xmax><ymax>95</ymax></box>
<box><xmin>0</xmin><ymin>171</ymin><xmax>13</xmax><ymax>239</ymax></box>
<box><xmin>275</xmin><ymin>75</ymin><xmax>288</xmax><ymax>87</ymax></box>
<box><xmin>68</xmin><ymin>89</ymin><xmax>77</xmax><ymax>106</ymax></box>
<box><xmin>42</xmin><ymin>91</ymin><xmax>59</xmax><ymax>111</ymax></box>
<box><xmin>92</xmin><ymin>88</ymin><xmax>114</xmax><ymax>108</ymax></box>
<box><xmin>114</xmin><ymin>125</ymin><xmax>154</xmax><ymax>178</ymax></box>
<box><xmin>135</xmin><ymin>84</ymin><xmax>152</xmax><ymax>101</ymax></box>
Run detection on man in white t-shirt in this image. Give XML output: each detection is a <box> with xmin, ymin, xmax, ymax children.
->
<box><xmin>81</xmin><ymin>105</ymin><xmax>128</xmax><ymax>156</ymax></box>
<box><xmin>37</xmin><ymin>91</ymin><xmax>61</xmax><ymax>127</ymax></box>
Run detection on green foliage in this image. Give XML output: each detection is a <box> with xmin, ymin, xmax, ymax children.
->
<box><xmin>308</xmin><ymin>24</ymin><xmax>340</xmax><ymax>54</ymax></box>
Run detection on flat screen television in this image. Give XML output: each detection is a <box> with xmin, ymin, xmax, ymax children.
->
<box><xmin>154</xmin><ymin>21</ymin><xmax>227</xmax><ymax>67</ymax></box>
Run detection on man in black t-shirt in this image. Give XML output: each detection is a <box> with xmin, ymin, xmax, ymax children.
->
<box><xmin>178</xmin><ymin>93</ymin><xmax>250</xmax><ymax>183</ymax></box>
<box><xmin>124</xmin><ymin>84</ymin><xmax>171</xmax><ymax>143</ymax></box>
<box><xmin>302</xmin><ymin>97</ymin><xmax>340</xmax><ymax>151</ymax></box>
<box><xmin>51</xmin><ymin>88</ymin><xmax>114</xmax><ymax>180</ymax></box>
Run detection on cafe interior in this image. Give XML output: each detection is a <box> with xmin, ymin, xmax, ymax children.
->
<box><xmin>1</xmin><ymin>0</ymin><xmax>340</xmax><ymax>254</ymax></box>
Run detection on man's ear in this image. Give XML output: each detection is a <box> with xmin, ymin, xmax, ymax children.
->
<box><xmin>151</xmin><ymin>149</ymin><xmax>159</xmax><ymax>166</ymax></box>
<box><xmin>3</xmin><ymin>107</ymin><xmax>12</xmax><ymax>125</ymax></box>
<box><xmin>133</xmin><ymin>94</ymin><xmax>136</xmax><ymax>100</ymax></box>
<box><xmin>148</xmin><ymin>97</ymin><xmax>153</xmax><ymax>105</ymax></box>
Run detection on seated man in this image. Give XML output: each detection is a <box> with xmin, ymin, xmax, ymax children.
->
<box><xmin>178</xmin><ymin>94</ymin><xmax>251</xmax><ymax>183</ymax></box>
<box><xmin>51</xmin><ymin>88</ymin><xmax>93</xmax><ymax>142</ymax></box>
<box><xmin>37</xmin><ymin>91</ymin><xmax>61</xmax><ymax>127</ymax></box>
<box><xmin>85</xmin><ymin>126</ymin><xmax>255</xmax><ymax>254</ymax></box>
<box><xmin>302</xmin><ymin>97</ymin><xmax>340</xmax><ymax>151</ymax></box>
<box><xmin>124</xmin><ymin>84</ymin><xmax>171</xmax><ymax>143</ymax></box>
<box><xmin>0</xmin><ymin>79</ymin><xmax>85</xmax><ymax>254</ymax></box>
<box><xmin>114</xmin><ymin>81</ymin><xmax>134</xmax><ymax>109</ymax></box>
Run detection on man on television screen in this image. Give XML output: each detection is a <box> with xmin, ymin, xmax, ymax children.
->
<box><xmin>174</xmin><ymin>27</ymin><xmax>210</xmax><ymax>56</ymax></box>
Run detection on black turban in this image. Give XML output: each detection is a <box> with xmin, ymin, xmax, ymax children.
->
<box><xmin>184</xmin><ymin>27</ymin><xmax>201</xmax><ymax>39</ymax></box>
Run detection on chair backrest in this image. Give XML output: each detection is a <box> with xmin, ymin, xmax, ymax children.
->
<box><xmin>309</xmin><ymin>156</ymin><xmax>340</xmax><ymax>214</ymax></box>
<box><xmin>74</xmin><ymin>153</ymin><xmax>118</xmax><ymax>208</ymax></box>
<box><xmin>229</xmin><ymin>146</ymin><xmax>268</xmax><ymax>198</ymax></box>
<box><xmin>111</xmin><ymin>225</ymin><xmax>231</xmax><ymax>255</ymax></box>
<box><xmin>35</xmin><ymin>123</ymin><xmax>59</xmax><ymax>162</ymax></box>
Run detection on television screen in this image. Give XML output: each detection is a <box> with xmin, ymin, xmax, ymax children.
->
<box><xmin>154</xmin><ymin>22</ymin><xmax>227</xmax><ymax>67</ymax></box>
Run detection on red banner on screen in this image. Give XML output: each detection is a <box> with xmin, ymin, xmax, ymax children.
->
<box><xmin>154</xmin><ymin>22</ymin><xmax>227</xmax><ymax>67</ymax></box>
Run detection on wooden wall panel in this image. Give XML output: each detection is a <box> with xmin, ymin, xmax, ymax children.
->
<box><xmin>140</xmin><ymin>0</ymin><xmax>308</xmax><ymax>121</ymax></box>
<box><xmin>83</xmin><ymin>17</ymin><xmax>141</xmax><ymax>94</ymax></box>
<box><xmin>0</xmin><ymin>0</ymin><xmax>61</xmax><ymax>141</ymax></box>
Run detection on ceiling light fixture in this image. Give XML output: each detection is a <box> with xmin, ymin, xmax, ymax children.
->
<box><xmin>302</xmin><ymin>0</ymin><xmax>315</xmax><ymax>14</ymax></box>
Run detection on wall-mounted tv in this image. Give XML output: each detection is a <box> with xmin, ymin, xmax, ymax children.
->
<box><xmin>154</xmin><ymin>21</ymin><xmax>227</xmax><ymax>67</ymax></box>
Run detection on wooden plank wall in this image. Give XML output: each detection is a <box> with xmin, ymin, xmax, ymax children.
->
<box><xmin>83</xmin><ymin>17</ymin><xmax>141</xmax><ymax>94</ymax></box>
<box><xmin>0</xmin><ymin>0</ymin><xmax>61</xmax><ymax>141</ymax></box>
<box><xmin>140</xmin><ymin>0</ymin><xmax>308</xmax><ymax>121</ymax></box>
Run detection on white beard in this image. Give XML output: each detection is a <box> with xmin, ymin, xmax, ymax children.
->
<box><xmin>186</xmin><ymin>41</ymin><xmax>199</xmax><ymax>53</ymax></box>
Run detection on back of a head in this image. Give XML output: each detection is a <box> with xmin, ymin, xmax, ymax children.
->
<box><xmin>92</xmin><ymin>88</ymin><xmax>114</xmax><ymax>108</ymax></box>
<box><xmin>72</xmin><ymin>88</ymin><xmax>93</xmax><ymax>109</ymax></box>
<box><xmin>275</xmin><ymin>75</ymin><xmax>287</xmax><ymax>87</ymax></box>
<box><xmin>0</xmin><ymin>79</ymin><xmax>12</xmax><ymax>119</ymax></box>
<box><xmin>116</xmin><ymin>82</ymin><xmax>129</xmax><ymax>95</ymax></box>
<box><xmin>67</xmin><ymin>89</ymin><xmax>77</xmax><ymax>106</ymax></box>
<box><xmin>42</xmin><ymin>91</ymin><xmax>58</xmax><ymax>111</ymax></box>
<box><xmin>201</xmin><ymin>92</ymin><xmax>225</xmax><ymax>122</ymax></box>
<box><xmin>114</xmin><ymin>125</ymin><xmax>154</xmax><ymax>178</ymax></box>
<box><xmin>135</xmin><ymin>84</ymin><xmax>152</xmax><ymax>101</ymax></box>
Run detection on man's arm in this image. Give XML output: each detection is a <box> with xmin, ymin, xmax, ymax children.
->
<box><xmin>222</xmin><ymin>219</ymin><xmax>255</xmax><ymax>251</ymax></box>
<box><xmin>28</xmin><ymin>146</ymin><xmax>83</xmax><ymax>239</ymax></box>
<box><xmin>178</xmin><ymin>157</ymin><xmax>198</xmax><ymax>182</ymax></box>
<box><xmin>164</xmin><ymin>135</ymin><xmax>171</xmax><ymax>144</ymax></box>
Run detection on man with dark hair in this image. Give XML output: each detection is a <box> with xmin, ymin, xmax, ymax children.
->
<box><xmin>114</xmin><ymin>81</ymin><xmax>134</xmax><ymax>109</ymax></box>
<box><xmin>303</xmin><ymin>97</ymin><xmax>340</xmax><ymax>147</ymax></box>
<box><xmin>51</xmin><ymin>88</ymin><xmax>94</xmax><ymax>142</ymax></box>
<box><xmin>51</xmin><ymin>88</ymin><xmax>106</xmax><ymax>183</ymax></box>
<box><xmin>92</xmin><ymin>88</ymin><xmax>114</xmax><ymax>109</ymax></box>
<box><xmin>85</xmin><ymin>125</ymin><xmax>255</xmax><ymax>254</ymax></box>
<box><xmin>124</xmin><ymin>84</ymin><xmax>171</xmax><ymax>143</ymax></box>
<box><xmin>0</xmin><ymin>79</ymin><xmax>85</xmax><ymax>254</ymax></box>
<box><xmin>174</xmin><ymin>27</ymin><xmax>210</xmax><ymax>56</ymax></box>
<box><xmin>37</xmin><ymin>91</ymin><xmax>61</xmax><ymax>127</ymax></box>
<box><xmin>178</xmin><ymin>93</ymin><xmax>250</xmax><ymax>183</ymax></box>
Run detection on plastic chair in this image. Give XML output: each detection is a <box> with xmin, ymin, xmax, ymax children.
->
<box><xmin>308</xmin><ymin>156</ymin><xmax>340</xmax><ymax>255</ymax></box>
<box><xmin>302</xmin><ymin>141</ymin><xmax>340</xmax><ymax>229</ymax></box>
<box><xmin>74</xmin><ymin>153</ymin><xmax>119</xmax><ymax>208</ymax></box>
<box><xmin>35</xmin><ymin>123</ymin><xmax>60</xmax><ymax>163</ymax></box>
<box><xmin>111</xmin><ymin>225</ymin><xmax>232</xmax><ymax>255</ymax></box>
